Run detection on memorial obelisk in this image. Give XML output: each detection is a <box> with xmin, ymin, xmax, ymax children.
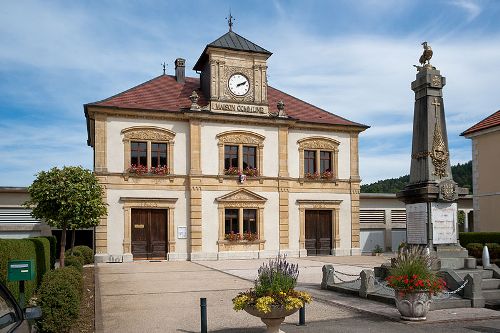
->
<box><xmin>397</xmin><ymin>42</ymin><xmax>468</xmax><ymax>269</ymax></box>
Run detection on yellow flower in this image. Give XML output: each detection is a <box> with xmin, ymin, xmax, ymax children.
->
<box><xmin>232</xmin><ymin>295</ymin><xmax>251</xmax><ymax>311</ymax></box>
<box><xmin>255</xmin><ymin>296</ymin><xmax>275</xmax><ymax>313</ymax></box>
<box><xmin>284</xmin><ymin>296</ymin><xmax>304</xmax><ymax>310</ymax></box>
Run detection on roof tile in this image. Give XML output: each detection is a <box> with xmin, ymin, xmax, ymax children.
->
<box><xmin>461</xmin><ymin>110</ymin><xmax>500</xmax><ymax>136</ymax></box>
<box><xmin>87</xmin><ymin>75</ymin><xmax>366</xmax><ymax>128</ymax></box>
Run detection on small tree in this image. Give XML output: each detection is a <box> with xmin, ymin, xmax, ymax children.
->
<box><xmin>25</xmin><ymin>166</ymin><xmax>107</xmax><ymax>267</ymax></box>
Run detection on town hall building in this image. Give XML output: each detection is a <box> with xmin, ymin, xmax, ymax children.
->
<box><xmin>84</xmin><ymin>26</ymin><xmax>368</xmax><ymax>262</ymax></box>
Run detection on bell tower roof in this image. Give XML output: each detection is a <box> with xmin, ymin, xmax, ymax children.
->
<box><xmin>193</xmin><ymin>31</ymin><xmax>272</xmax><ymax>71</ymax></box>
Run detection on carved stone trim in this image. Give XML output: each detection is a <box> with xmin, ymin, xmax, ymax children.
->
<box><xmin>296</xmin><ymin>200</ymin><xmax>342</xmax><ymax>250</ymax></box>
<box><xmin>216</xmin><ymin>131</ymin><xmax>265</xmax><ymax>177</ymax></box>
<box><xmin>297</xmin><ymin>137</ymin><xmax>340</xmax><ymax>150</ymax></box>
<box><xmin>122</xmin><ymin>126</ymin><xmax>176</xmax><ymax>174</ymax></box>
<box><xmin>120</xmin><ymin>197</ymin><xmax>178</xmax><ymax>255</ymax></box>
<box><xmin>217</xmin><ymin>189</ymin><xmax>267</xmax><ymax>251</ymax></box>
<box><xmin>430</xmin><ymin>98</ymin><xmax>449</xmax><ymax>178</ymax></box>
<box><xmin>216</xmin><ymin>188</ymin><xmax>268</xmax><ymax>203</ymax></box>
<box><xmin>216</xmin><ymin>131</ymin><xmax>265</xmax><ymax>145</ymax></box>
<box><xmin>121</xmin><ymin>126</ymin><xmax>176</xmax><ymax>141</ymax></box>
<box><xmin>222</xmin><ymin>66</ymin><xmax>255</xmax><ymax>102</ymax></box>
<box><xmin>297</xmin><ymin>137</ymin><xmax>340</xmax><ymax>180</ymax></box>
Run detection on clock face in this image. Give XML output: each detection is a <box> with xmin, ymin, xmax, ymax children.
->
<box><xmin>228</xmin><ymin>74</ymin><xmax>250</xmax><ymax>96</ymax></box>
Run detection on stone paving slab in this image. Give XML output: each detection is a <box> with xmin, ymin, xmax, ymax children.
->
<box><xmin>95</xmin><ymin>260</ymin><xmax>356</xmax><ymax>333</ymax></box>
<box><xmin>95</xmin><ymin>256</ymin><xmax>500</xmax><ymax>332</ymax></box>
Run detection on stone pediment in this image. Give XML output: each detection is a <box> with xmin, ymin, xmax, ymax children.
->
<box><xmin>216</xmin><ymin>189</ymin><xmax>267</xmax><ymax>203</ymax></box>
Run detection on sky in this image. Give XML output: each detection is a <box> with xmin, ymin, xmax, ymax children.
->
<box><xmin>1</xmin><ymin>0</ymin><xmax>499</xmax><ymax>186</ymax></box>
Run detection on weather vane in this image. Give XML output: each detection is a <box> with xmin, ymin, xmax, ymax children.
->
<box><xmin>226</xmin><ymin>10</ymin><xmax>234</xmax><ymax>31</ymax></box>
<box><xmin>162</xmin><ymin>62</ymin><xmax>166</xmax><ymax>75</ymax></box>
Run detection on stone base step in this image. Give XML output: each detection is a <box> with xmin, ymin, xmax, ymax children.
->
<box><xmin>483</xmin><ymin>278</ymin><xmax>500</xmax><ymax>290</ymax></box>
<box><xmin>431</xmin><ymin>298</ymin><xmax>472</xmax><ymax>310</ymax></box>
<box><xmin>455</xmin><ymin>269</ymin><xmax>493</xmax><ymax>279</ymax></box>
<box><xmin>485</xmin><ymin>300</ymin><xmax>500</xmax><ymax>310</ymax></box>
<box><xmin>483</xmin><ymin>289</ymin><xmax>500</xmax><ymax>300</ymax></box>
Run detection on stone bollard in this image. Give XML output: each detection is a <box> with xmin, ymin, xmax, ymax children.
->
<box><xmin>483</xmin><ymin>246</ymin><xmax>491</xmax><ymax>268</ymax></box>
<box><xmin>321</xmin><ymin>265</ymin><xmax>335</xmax><ymax>289</ymax></box>
<box><xmin>359</xmin><ymin>269</ymin><xmax>375</xmax><ymax>298</ymax></box>
<box><xmin>463</xmin><ymin>273</ymin><xmax>485</xmax><ymax>308</ymax></box>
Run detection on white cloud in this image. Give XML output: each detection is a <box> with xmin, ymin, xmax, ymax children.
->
<box><xmin>0</xmin><ymin>1</ymin><xmax>498</xmax><ymax>186</ymax></box>
<box><xmin>449</xmin><ymin>0</ymin><xmax>482</xmax><ymax>21</ymax></box>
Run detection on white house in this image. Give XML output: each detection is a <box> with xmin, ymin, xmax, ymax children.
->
<box><xmin>84</xmin><ymin>29</ymin><xmax>368</xmax><ymax>262</ymax></box>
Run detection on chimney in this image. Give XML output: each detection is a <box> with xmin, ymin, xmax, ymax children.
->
<box><xmin>175</xmin><ymin>58</ymin><xmax>185</xmax><ymax>83</ymax></box>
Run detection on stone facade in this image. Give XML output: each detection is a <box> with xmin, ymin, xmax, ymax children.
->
<box><xmin>85</xmin><ymin>30</ymin><xmax>367</xmax><ymax>262</ymax></box>
<box><xmin>462</xmin><ymin>111</ymin><xmax>500</xmax><ymax>231</ymax></box>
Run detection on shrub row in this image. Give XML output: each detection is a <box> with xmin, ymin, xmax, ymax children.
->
<box><xmin>459</xmin><ymin>232</ymin><xmax>500</xmax><ymax>248</ymax></box>
<box><xmin>0</xmin><ymin>238</ymin><xmax>51</xmax><ymax>301</ymax></box>
<box><xmin>466</xmin><ymin>242</ymin><xmax>500</xmax><ymax>259</ymax></box>
<box><xmin>38</xmin><ymin>235</ymin><xmax>57</xmax><ymax>269</ymax></box>
<box><xmin>36</xmin><ymin>266</ymin><xmax>83</xmax><ymax>333</ymax></box>
<box><xmin>65</xmin><ymin>245</ymin><xmax>94</xmax><ymax>265</ymax></box>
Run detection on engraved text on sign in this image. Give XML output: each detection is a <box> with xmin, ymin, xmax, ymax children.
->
<box><xmin>406</xmin><ymin>203</ymin><xmax>428</xmax><ymax>244</ymax></box>
<box><xmin>431</xmin><ymin>202</ymin><xmax>457</xmax><ymax>244</ymax></box>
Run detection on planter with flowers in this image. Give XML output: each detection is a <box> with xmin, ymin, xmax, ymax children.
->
<box><xmin>127</xmin><ymin>164</ymin><xmax>169</xmax><ymax>176</ymax></box>
<box><xmin>386</xmin><ymin>246</ymin><xmax>446</xmax><ymax>321</ymax></box>
<box><xmin>224</xmin><ymin>167</ymin><xmax>240</xmax><ymax>176</ymax></box>
<box><xmin>321</xmin><ymin>170</ymin><xmax>334</xmax><ymax>180</ymax></box>
<box><xmin>224</xmin><ymin>231</ymin><xmax>259</xmax><ymax>242</ymax></box>
<box><xmin>233</xmin><ymin>256</ymin><xmax>311</xmax><ymax>333</ymax></box>
<box><xmin>242</xmin><ymin>167</ymin><xmax>259</xmax><ymax>177</ymax></box>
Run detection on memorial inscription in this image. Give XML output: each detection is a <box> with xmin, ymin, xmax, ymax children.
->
<box><xmin>406</xmin><ymin>203</ymin><xmax>428</xmax><ymax>244</ymax></box>
<box><xmin>431</xmin><ymin>202</ymin><xmax>457</xmax><ymax>244</ymax></box>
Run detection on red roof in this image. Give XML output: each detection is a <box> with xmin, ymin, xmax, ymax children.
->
<box><xmin>87</xmin><ymin>75</ymin><xmax>366</xmax><ymax>128</ymax></box>
<box><xmin>461</xmin><ymin>111</ymin><xmax>500</xmax><ymax>136</ymax></box>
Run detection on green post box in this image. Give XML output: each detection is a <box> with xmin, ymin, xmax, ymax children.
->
<box><xmin>8</xmin><ymin>259</ymin><xmax>35</xmax><ymax>309</ymax></box>
<box><xmin>8</xmin><ymin>260</ymin><xmax>35</xmax><ymax>281</ymax></box>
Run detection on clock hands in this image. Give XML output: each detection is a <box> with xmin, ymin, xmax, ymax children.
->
<box><xmin>236</xmin><ymin>81</ymin><xmax>248</xmax><ymax>87</ymax></box>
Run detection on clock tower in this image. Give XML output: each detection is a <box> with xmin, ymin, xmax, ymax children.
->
<box><xmin>193</xmin><ymin>28</ymin><xmax>272</xmax><ymax>115</ymax></box>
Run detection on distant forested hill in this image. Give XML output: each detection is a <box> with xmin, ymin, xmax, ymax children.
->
<box><xmin>361</xmin><ymin>161</ymin><xmax>472</xmax><ymax>193</ymax></box>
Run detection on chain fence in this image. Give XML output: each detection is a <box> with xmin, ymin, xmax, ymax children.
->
<box><xmin>330</xmin><ymin>268</ymin><xmax>469</xmax><ymax>299</ymax></box>
<box><xmin>331</xmin><ymin>269</ymin><xmax>362</xmax><ymax>283</ymax></box>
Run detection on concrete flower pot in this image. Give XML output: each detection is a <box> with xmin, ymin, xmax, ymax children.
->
<box><xmin>394</xmin><ymin>290</ymin><xmax>432</xmax><ymax>321</ymax></box>
<box><xmin>244</xmin><ymin>306</ymin><xmax>299</xmax><ymax>333</ymax></box>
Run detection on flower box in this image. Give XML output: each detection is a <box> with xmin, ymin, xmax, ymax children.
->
<box><xmin>127</xmin><ymin>165</ymin><xmax>169</xmax><ymax>176</ymax></box>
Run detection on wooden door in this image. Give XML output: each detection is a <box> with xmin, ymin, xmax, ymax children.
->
<box><xmin>131</xmin><ymin>209</ymin><xmax>168</xmax><ymax>260</ymax></box>
<box><xmin>305</xmin><ymin>210</ymin><xmax>332</xmax><ymax>256</ymax></box>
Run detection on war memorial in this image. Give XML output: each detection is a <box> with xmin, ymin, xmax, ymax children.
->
<box><xmin>321</xmin><ymin>42</ymin><xmax>500</xmax><ymax>314</ymax></box>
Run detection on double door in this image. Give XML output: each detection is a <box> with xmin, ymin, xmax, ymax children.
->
<box><xmin>131</xmin><ymin>209</ymin><xmax>168</xmax><ymax>260</ymax></box>
<box><xmin>305</xmin><ymin>210</ymin><xmax>332</xmax><ymax>256</ymax></box>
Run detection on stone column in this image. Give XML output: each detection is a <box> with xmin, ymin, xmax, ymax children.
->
<box><xmin>278</xmin><ymin>126</ymin><xmax>290</xmax><ymax>250</ymax></box>
<box><xmin>189</xmin><ymin>120</ymin><xmax>203</xmax><ymax>254</ymax></box>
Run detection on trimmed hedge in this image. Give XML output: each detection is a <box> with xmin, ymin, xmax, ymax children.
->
<box><xmin>36</xmin><ymin>267</ymin><xmax>83</xmax><ymax>333</ymax></box>
<box><xmin>28</xmin><ymin>238</ymin><xmax>51</xmax><ymax>287</ymax></box>
<box><xmin>73</xmin><ymin>245</ymin><xmax>94</xmax><ymax>265</ymax></box>
<box><xmin>37</xmin><ymin>235</ymin><xmax>57</xmax><ymax>269</ymax></box>
<box><xmin>459</xmin><ymin>232</ymin><xmax>500</xmax><ymax>248</ymax></box>
<box><xmin>0</xmin><ymin>238</ymin><xmax>50</xmax><ymax>301</ymax></box>
<box><xmin>64</xmin><ymin>255</ymin><xmax>84</xmax><ymax>273</ymax></box>
<box><xmin>66</xmin><ymin>245</ymin><xmax>94</xmax><ymax>265</ymax></box>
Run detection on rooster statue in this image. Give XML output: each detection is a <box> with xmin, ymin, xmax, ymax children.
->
<box><xmin>419</xmin><ymin>42</ymin><xmax>433</xmax><ymax>66</ymax></box>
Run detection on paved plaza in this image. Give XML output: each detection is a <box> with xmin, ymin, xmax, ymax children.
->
<box><xmin>95</xmin><ymin>256</ymin><xmax>500</xmax><ymax>332</ymax></box>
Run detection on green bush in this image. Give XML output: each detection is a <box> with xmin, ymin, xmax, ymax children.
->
<box><xmin>0</xmin><ymin>238</ymin><xmax>50</xmax><ymax>301</ymax></box>
<box><xmin>27</xmin><ymin>238</ymin><xmax>50</xmax><ymax>286</ymax></box>
<box><xmin>459</xmin><ymin>232</ymin><xmax>500</xmax><ymax>248</ymax></box>
<box><xmin>466</xmin><ymin>243</ymin><xmax>483</xmax><ymax>258</ymax></box>
<box><xmin>73</xmin><ymin>245</ymin><xmax>94</xmax><ymax>265</ymax></box>
<box><xmin>64</xmin><ymin>255</ymin><xmax>84</xmax><ymax>272</ymax></box>
<box><xmin>37</xmin><ymin>236</ymin><xmax>57</xmax><ymax>269</ymax></box>
<box><xmin>36</xmin><ymin>267</ymin><xmax>82</xmax><ymax>333</ymax></box>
